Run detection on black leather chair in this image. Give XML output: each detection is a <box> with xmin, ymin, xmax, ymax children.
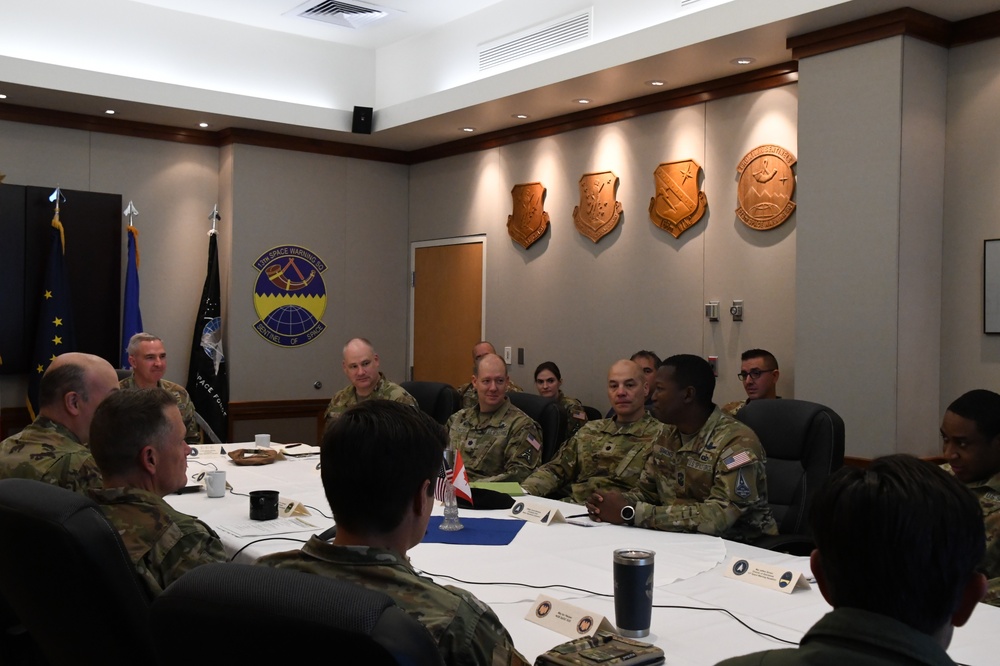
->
<box><xmin>0</xmin><ymin>479</ymin><xmax>153</xmax><ymax>664</ymax></box>
<box><xmin>151</xmin><ymin>563</ymin><xmax>444</xmax><ymax>666</ymax></box>
<box><xmin>507</xmin><ymin>392</ymin><xmax>566</xmax><ymax>462</ymax></box>
<box><xmin>583</xmin><ymin>405</ymin><xmax>603</xmax><ymax>422</ymax></box>
<box><xmin>736</xmin><ymin>399</ymin><xmax>845</xmax><ymax>554</ymax></box>
<box><xmin>401</xmin><ymin>381</ymin><xmax>462</xmax><ymax>425</ymax></box>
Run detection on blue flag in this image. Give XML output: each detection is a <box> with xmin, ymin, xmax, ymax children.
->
<box><xmin>27</xmin><ymin>213</ymin><xmax>77</xmax><ymax>418</ymax></box>
<box><xmin>120</xmin><ymin>225</ymin><xmax>143</xmax><ymax>368</ymax></box>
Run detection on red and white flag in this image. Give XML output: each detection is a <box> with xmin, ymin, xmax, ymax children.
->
<box><xmin>452</xmin><ymin>450</ymin><xmax>473</xmax><ymax>505</ymax></box>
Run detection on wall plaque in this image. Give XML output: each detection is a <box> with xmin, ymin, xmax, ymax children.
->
<box><xmin>252</xmin><ymin>245</ymin><xmax>328</xmax><ymax>347</ymax></box>
<box><xmin>507</xmin><ymin>182</ymin><xmax>550</xmax><ymax>249</ymax></box>
<box><xmin>573</xmin><ymin>171</ymin><xmax>622</xmax><ymax>243</ymax></box>
<box><xmin>735</xmin><ymin>145</ymin><xmax>796</xmax><ymax>230</ymax></box>
<box><xmin>648</xmin><ymin>160</ymin><xmax>707</xmax><ymax>238</ymax></box>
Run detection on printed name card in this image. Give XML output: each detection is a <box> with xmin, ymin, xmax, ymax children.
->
<box><xmin>723</xmin><ymin>557</ymin><xmax>811</xmax><ymax>594</ymax></box>
<box><xmin>188</xmin><ymin>444</ymin><xmax>226</xmax><ymax>458</ymax></box>
<box><xmin>526</xmin><ymin>595</ymin><xmax>615</xmax><ymax>639</ymax></box>
<box><xmin>509</xmin><ymin>499</ymin><xmax>566</xmax><ymax>526</ymax></box>
<box><xmin>279</xmin><ymin>498</ymin><xmax>310</xmax><ymax>517</ymax></box>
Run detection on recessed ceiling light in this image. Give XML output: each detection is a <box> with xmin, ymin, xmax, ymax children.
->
<box><xmin>199</xmin><ymin>122</ymin><xmax>209</xmax><ymax>128</ymax></box>
<box><xmin>512</xmin><ymin>114</ymin><xmax>529</xmax><ymax>120</ymax></box>
<box><xmin>574</xmin><ymin>98</ymin><xmax>591</xmax><ymax>104</ymax></box>
<box><xmin>0</xmin><ymin>94</ymin><xmax>7</xmax><ymax>99</ymax></box>
<box><xmin>647</xmin><ymin>80</ymin><xmax>665</xmax><ymax>87</ymax></box>
<box><xmin>104</xmin><ymin>109</ymin><xmax>115</xmax><ymax>115</ymax></box>
<box><xmin>731</xmin><ymin>57</ymin><xmax>756</xmax><ymax>66</ymax></box>
<box><xmin>461</xmin><ymin>127</ymin><xmax>475</xmax><ymax>132</ymax></box>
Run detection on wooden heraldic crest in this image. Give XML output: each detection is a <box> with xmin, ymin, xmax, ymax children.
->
<box><xmin>507</xmin><ymin>183</ymin><xmax>550</xmax><ymax>249</ymax></box>
<box><xmin>735</xmin><ymin>145</ymin><xmax>796</xmax><ymax>230</ymax></box>
<box><xmin>648</xmin><ymin>159</ymin><xmax>707</xmax><ymax>239</ymax></box>
<box><xmin>573</xmin><ymin>171</ymin><xmax>622</xmax><ymax>243</ymax></box>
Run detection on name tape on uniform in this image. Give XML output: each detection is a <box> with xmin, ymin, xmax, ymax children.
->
<box><xmin>509</xmin><ymin>499</ymin><xmax>567</xmax><ymax>526</ymax></box>
<box><xmin>723</xmin><ymin>557</ymin><xmax>811</xmax><ymax>594</ymax></box>
<box><xmin>526</xmin><ymin>594</ymin><xmax>615</xmax><ymax>639</ymax></box>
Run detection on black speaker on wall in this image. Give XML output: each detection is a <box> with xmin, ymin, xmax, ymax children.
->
<box><xmin>352</xmin><ymin>106</ymin><xmax>373</xmax><ymax>134</ymax></box>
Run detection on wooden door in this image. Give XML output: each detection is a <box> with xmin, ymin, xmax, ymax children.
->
<box><xmin>412</xmin><ymin>241</ymin><xmax>483</xmax><ymax>386</ymax></box>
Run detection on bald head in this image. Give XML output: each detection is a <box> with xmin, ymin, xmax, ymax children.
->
<box><xmin>342</xmin><ymin>338</ymin><xmax>380</xmax><ymax>397</ymax></box>
<box><xmin>472</xmin><ymin>341</ymin><xmax>496</xmax><ymax>363</ymax></box>
<box><xmin>607</xmin><ymin>360</ymin><xmax>647</xmax><ymax>423</ymax></box>
<box><xmin>39</xmin><ymin>353</ymin><xmax>120</xmax><ymax>442</ymax></box>
<box><xmin>473</xmin><ymin>353</ymin><xmax>508</xmax><ymax>413</ymax></box>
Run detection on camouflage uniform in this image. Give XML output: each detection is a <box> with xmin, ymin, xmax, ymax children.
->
<box><xmin>521</xmin><ymin>413</ymin><xmax>666</xmax><ymax>504</ymax></box>
<box><xmin>720</xmin><ymin>399</ymin><xmax>747</xmax><ymax>417</ymax></box>
<box><xmin>457</xmin><ymin>379</ymin><xmax>523</xmax><ymax>410</ymax></box>
<box><xmin>943</xmin><ymin>464</ymin><xmax>1000</xmax><ymax>606</ymax></box>
<box><xmin>120</xmin><ymin>376</ymin><xmax>201</xmax><ymax>446</ymax></box>
<box><xmin>89</xmin><ymin>486</ymin><xmax>226</xmax><ymax>598</ymax></box>
<box><xmin>623</xmin><ymin>407</ymin><xmax>778</xmax><ymax>543</ymax></box>
<box><xmin>258</xmin><ymin>537</ymin><xmax>528</xmax><ymax>666</ymax></box>
<box><xmin>557</xmin><ymin>392</ymin><xmax>589</xmax><ymax>440</ymax></box>
<box><xmin>323</xmin><ymin>373</ymin><xmax>417</xmax><ymax>428</ymax></box>
<box><xmin>0</xmin><ymin>416</ymin><xmax>102</xmax><ymax>493</ymax></box>
<box><xmin>717</xmin><ymin>607</ymin><xmax>957</xmax><ymax>666</ymax></box>
<box><xmin>446</xmin><ymin>398</ymin><xmax>541</xmax><ymax>483</ymax></box>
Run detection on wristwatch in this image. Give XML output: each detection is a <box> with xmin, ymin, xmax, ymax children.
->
<box><xmin>620</xmin><ymin>505</ymin><xmax>635</xmax><ymax>526</ymax></box>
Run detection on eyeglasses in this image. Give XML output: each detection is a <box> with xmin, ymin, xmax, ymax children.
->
<box><xmin>737</xmin><ymin>368</ymin><xmax>774</xmax><ymax>381</ymax></box>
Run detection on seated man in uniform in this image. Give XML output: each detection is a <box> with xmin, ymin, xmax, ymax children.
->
<box><xmin>446</xmin><ymin>353</ymin><xmax>541</xmax><ymax>483</ymax></box>
<box><xmin>604</xmin><ymin>349</ymin><xmax>660</xmax><ymax>417</ymax></box>
<box><xmin>121</xmin><ymin>332</ymin><xmax>201</xmax><ymax>446</ymax></box>
<box><xmin>522</xmin><ymin>359</ymin><xmax>667</xmax><ymax>503</ymax></box>
<box><xmin>457</xmin><ymin>341</ymin><xmax>522</xmax><ymax>409</ymax></box>
<box><xmin>721</xmin><ymin>348</ymin><xmax>780</xmax><ymax>417</ymax></box>
<box><xmin>258</xmin><ymin>400</ymin><xmax>528</xmax><ymax>666</ymax></box>
<box><xmin>0</xmin><ymin>352</ymin><xmax>118</xmax><ymax>493</ymax></box>
<box><xmin>587</xmin><ymin>354</ymin><xmax>777</xmax><ymax>543</ymax></box>
<box><xmin>939</xmin><ymin>388</ymin><xmax>1000</xmax><ymax>606</ymax></box>
<box><xmin>88</xmin><ymin>388</ymin><xmax>226</xmax><ymax>597</ymax></box>
<box><xmin>324</xmin><ymin>337</ymin><xmax>416</xmax><ymax>427</ymax></box>
<box><xmin>718</xmin><ymin>455</ymin><xmax>987</xmax><ymax>666</ymax></box>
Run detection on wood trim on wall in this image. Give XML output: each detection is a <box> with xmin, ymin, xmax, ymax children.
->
<box><xmin>227</xmin><ymin>398</ymin><xmax>329</xmax><ymax>444</ymax></box>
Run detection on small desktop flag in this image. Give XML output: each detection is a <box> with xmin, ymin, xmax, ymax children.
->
<box><xmin>27</xmin><ymin>208</ymin><xmax>77</xmax><ymax>417</ymax></box>
<box><xmin>186</xmin><ymin>230</ymin><xmax>229</xmax><ymax>439</ymax></box>
<box><xmin>434</xmin><ymin>449</ymin><xmax>473</xmax><ymax>505</ymax></box>
<box><xmin>120</xmin><ymin>224</ymin><xmax>143</xmax><ymax>368</ymax></box>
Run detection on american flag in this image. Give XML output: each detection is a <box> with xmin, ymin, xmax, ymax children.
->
<box><xmin>434</xmin><ymin>453</ymin><xmax>454</xmax><ymax>502</ymax></box>
<box><xmin>723</xmin><ymin>451</ymin><xmax>752</xmax><ymax>470</ymax></box>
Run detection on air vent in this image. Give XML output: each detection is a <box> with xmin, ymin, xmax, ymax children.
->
<box><xmin>478</xmin><ymin>11</ymin><xmax>592</xmax><ymax>71</ymax></box>
<box><xmin>288</xmin><ymin>0</ymin><xmax>393</xmax><ymax>29</ymax></box>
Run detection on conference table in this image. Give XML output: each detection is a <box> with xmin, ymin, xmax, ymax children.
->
<box><xmin>166</xmin><ymin>446</ymin><xmax>1000</xmax><ymax>665</ymax></box>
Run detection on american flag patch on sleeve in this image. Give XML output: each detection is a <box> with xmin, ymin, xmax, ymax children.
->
<box><xmin>527</xmin><ymin>434</ymin><xmax>541</xmax><ymax>451</ymax></box>
<box><xmin>723</xmin><ymin>451</ymin><xmax>752</xmax><ymax>470</ymax></box>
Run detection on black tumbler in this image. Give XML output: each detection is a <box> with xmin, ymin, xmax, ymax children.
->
<box><xmin>249</xmin><ymin>490</ymin><xmax>280</xmax><ymax>520</ymax></box>
<box><xmin>613</xmin><ymin>548</ymin><xmax>655</xmax><ymax>637</ymax></box>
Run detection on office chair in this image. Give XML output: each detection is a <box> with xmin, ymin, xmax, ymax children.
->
<box><xmin>151</xmin><ymin>563</ymin><xmax>444</xmax><ymax>666</ymax></box>
<box><xmin>400</xmin><ymin>381</ymin><xmax>462</xmax><ymax>424</ymax></box>
<box><xmin>583</xmin><ymin>405</ymin><xmax>603</xmax><ymax>422</ymax></box>
<box><xmin>0</xmin><ymin>479</ymin><xmax>153</xmax><ymax>664</ymax></box>
<box><xmin>508</xmin><ymin>392</ymin><xmax>566</xmax><ymax>463</ymax></box>
<box><xmin>115</xmin><ymin>367</ymin><xmax>132</xmax><ymax>382</ymax></box>
<box><xmin>736</xmin><ymin>399</ymin><xmax>845</xmax><ymax>554</ymax></box>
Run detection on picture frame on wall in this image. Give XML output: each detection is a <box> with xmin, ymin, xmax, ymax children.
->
<box><xmin>986</xmin><ymin>239</ymin><xmax>1000</xmax><ymax>334</ymax></box>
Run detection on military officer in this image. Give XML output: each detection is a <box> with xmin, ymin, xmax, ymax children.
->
<box><xmin>456</xmin><ymin>341</ymin><xmax>523</xmax><ymax>409</ymax></box>
<box><xmin>939</xmin><ymin>388</ymin><xmax>1000</xmax><ymax>606</ymax></box>
<box><xmin>259</xmin><ymin>400</ymin><xmax>528</xmax><ymax>666</ymax></box>
<box><xmin>0</xmin><ymin>352</ymin><xmax>118</xmax><ymax>493</ymax></box>
<box><xmin>88</xmin><ymin>388</ymin><xmax>226</xmax><ymax>597</ymax></box>
<box><xmin>446</xmin><ymin>353</ymin><xmax>541</xmax><ymax>483</ymax></box>
<box><xmin>121</xmin><ymin>332</ymin><xmax>201</xmax><ymax>446</ymax></box>
<box><xmin>522</xmin><ymin>360</ymin><xmax>667</xmax><ymax>504</ymax></box>
<box><xmin>323</xmin><ymin>337</ymin><xmax>416</xmax><ymax>427</ymax></box>
<box><xmin>587</xmin><ymin>354</ymin><xmax>777</xmax><ymax>543</ymax></box>
<box><xmin>533</xmin><ymin>361</ymin><xmax>588</xmax><ymax>440</ymax></box>
<box><xmin>721</xmin><ymin>348</ymin><xmax>780</xmax><ymax>417</ymax></box>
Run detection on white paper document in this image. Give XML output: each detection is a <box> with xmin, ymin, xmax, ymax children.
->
<box><xmin>216</xmin><ymin>516</ymin><xmax>321</xmax><ymax>538</ymax></box>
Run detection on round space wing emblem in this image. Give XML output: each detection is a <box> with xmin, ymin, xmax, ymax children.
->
<box><xmin>252</xmin><ymin>245</ymin><xmax>328</xmax><ymax>348</ymax></box>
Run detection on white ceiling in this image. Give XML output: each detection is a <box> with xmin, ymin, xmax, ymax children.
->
<box><xmin>1</xmin><ymin>0</ymin><xmax>999</xmax><ymax>152</ymax></box>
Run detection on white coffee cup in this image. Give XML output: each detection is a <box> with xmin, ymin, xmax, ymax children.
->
<box><xmin>205</xmin><ymin>470</ymin><xmax>227</xmax><ymax>498</ymax></box>
<box><xmin>255</xmin><ymin>433</ymin><xmax>271</xmax><ymax>449</ymax></box>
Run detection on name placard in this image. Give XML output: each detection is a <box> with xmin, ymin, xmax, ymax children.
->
<box><xmin>509</xmin><ymin>499</ymin><xmax>566</xmax><ymax>526</ymax></box>
<box><xmin>279</xmin><ymin>498</ymin><xmax>310</xmax><ymax>517</ymax></box>
<box><xmin>723</xmin><ymin>557</ymin><xmax>811</xmax><ymax>594</ymax></box>
<box><xmin>188</xmin><ymin>444</ymin><xmax>226</xmax><ymax>458</ymax></box>
<box><xmin>525</xmin><ymin>595</ymin><xmax>615</xmax><ymax>639</ymax></box>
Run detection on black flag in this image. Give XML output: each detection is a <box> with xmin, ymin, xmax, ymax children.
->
<box><xmin>186</xmin><ymin>231</ymin><xmax>229</xmax><ymax>439</ymax></box>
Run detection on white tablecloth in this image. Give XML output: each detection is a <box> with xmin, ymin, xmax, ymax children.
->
<box><xmin>167</xmin><ymin>451</ymin><xmax>1000</xmax><ymax>665</ymax></box>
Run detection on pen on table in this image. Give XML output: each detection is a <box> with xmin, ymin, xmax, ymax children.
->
<box><xmin>565</xmin><ymin>513</ymin><xmax>590</xmax><ymax>519</ymax></box>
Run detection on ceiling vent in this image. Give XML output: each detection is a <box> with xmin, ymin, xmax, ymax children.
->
<box><xmin>288</xmin><ymin>0</ymin><xmax>395</xmax><ymax>29</ymax></box>
<box><xmin>478</xmin><ymin>11</ymin><xmax>592</xmax><ymax>71</ymax></box>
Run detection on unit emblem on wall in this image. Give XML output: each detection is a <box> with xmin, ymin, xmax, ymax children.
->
<box><xmin>735</xmin><ymin>145</ymin><xmax>796</xmax><ymax>230</ymax></box>
<box><xmin>507</xmin><ymin>182</ymin><xmax>550</xmax><ymax>249</ymax></box>
<box><xmin>252</xmin><ymin>245</ymin><xmax>328</xmax><ymax>347</ymax></box>
<box><xmin>649</xmin><ymin>159</ymin><xmax>707</xmax><ymax>239</ymax></box>
<box><xmin>573</xmin><ymin>171</ymin><xmax>622</xmax><ymax>243</ymax></box>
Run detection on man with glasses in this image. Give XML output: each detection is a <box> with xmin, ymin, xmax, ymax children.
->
<box><xmin>722</xmin><ymin>349</ymin><xmax>780</xmax><ymax>417</ymax></box>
